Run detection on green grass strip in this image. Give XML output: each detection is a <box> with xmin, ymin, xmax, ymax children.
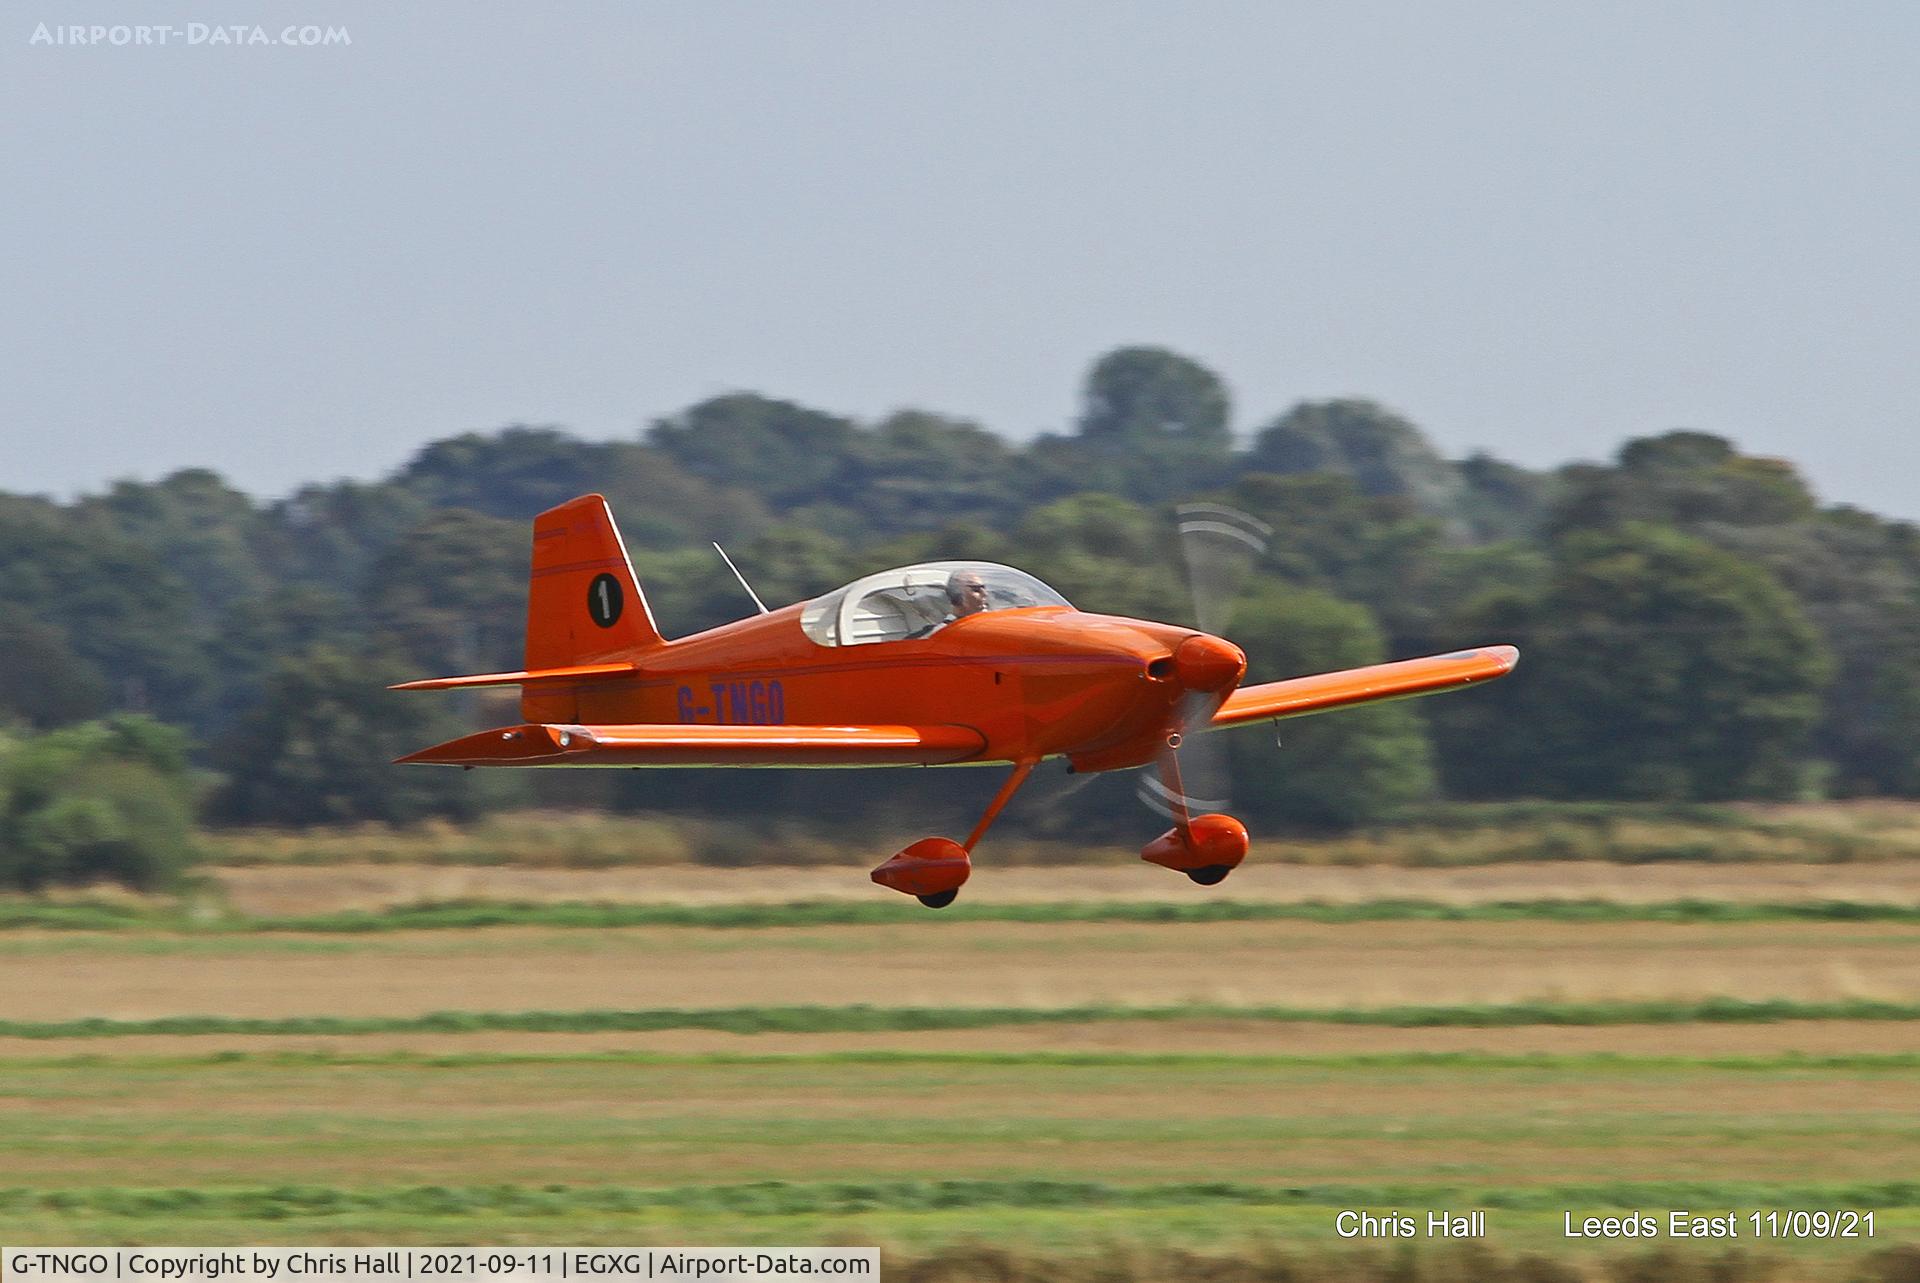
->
<box><xmin>8</xmin><ymin>897</ymin><xmax>1920</xmax><ymax>933</ymax></box>
<box><xmin>5</xmin><ymin>997</ymin><xmax>1920</xmax><ymax>1040</ymax></box>
<box><xmin>6</xmin><ymin>1179</ymin><xmax>1920</xmax><ymax>1221</ymax></box>
<box><xmin>10</xmin><ymin>1048</ymin><xmax>1920</xmax><ymax>1074</ymax></box>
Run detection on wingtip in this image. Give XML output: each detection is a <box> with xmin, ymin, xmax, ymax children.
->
<box><xmin>1488</xmin><ymin>644</ymin><xmax>1520</xmax><ymax>672</ymax></box>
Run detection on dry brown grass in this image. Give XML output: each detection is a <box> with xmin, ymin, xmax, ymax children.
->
<box><xmin>206</xmin><ymin>812</ymin><xmax>705</xmax><ymax>868</ymax></box>
<box><xmin>5</xmin><ymin>1018</ymin><xmax>1920</xmax><ymax>1060</ymax></box>
<box><xmin>4</xmin><ymin>1047</ymin><xmax>1918</xmax><ymax>1192</ymax></box>
<box><xmin>887</xmin><ymin>1245</ymin><xmax>1910</xmax><ymax>1283</ymax></box>
<box><xmin>6</xmin><ymin>919</ymin><xmax>1920</xmax><ymax>1022</ymax></box>
<box><xmin>197</xmin><ymin>801</ymin><xmax>1920</xmax><ymax>874</ymax></box>
<box><xmin>207</xmin><ymin>858</ymin><xmax>1920</xmax><ymax>916</ymax></box>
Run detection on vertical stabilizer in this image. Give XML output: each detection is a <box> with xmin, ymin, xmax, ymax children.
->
<box><xmin>525</xmin><ymin>494</ymin><xmax>664</xmax><ymax>673</ymax></box>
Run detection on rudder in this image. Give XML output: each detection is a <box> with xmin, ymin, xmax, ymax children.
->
<box><xmin>525</xmin><ymin>494</ymin><xmax>664</xmax><ymax>673</ymax></box>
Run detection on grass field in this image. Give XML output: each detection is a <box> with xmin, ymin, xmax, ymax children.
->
<box><xmin>196</xmin><ymin>851</ymin><xmax>1920</xmax><ymax>917</ymax></box>
<box><xmin>6</xmin><ymin>858</ymin><xmax>1920</xmax><ymax>1279</ymax></box>
<box><xmin>196</xmin><ymin>800</ymin><xmax>1920</xmax><ymax>872</ymax></box>
<box><xmin>4</xmin><ymin>917</ymin><xmax>1919</xmax><ymax>1017</ymax></box>
<box><xmin>5</xmin><ymin>1048</ymin><xmax>1920</xmax><ymax>1265</ymax></box>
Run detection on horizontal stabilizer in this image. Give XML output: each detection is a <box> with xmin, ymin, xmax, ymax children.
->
<box><xmin>389</xmin><ymin>661</ymin><xmax>640</xmax><ymax>692</ymax></box>
<box><xmin>1209</xmin><ymin>645</ymin><xmax>1518</xmax><ymax>729</ymax></box>
<box><xmin>397</xmin><ymin>722</ymin><xmax>988</xmax><ymax>768</ymax></box>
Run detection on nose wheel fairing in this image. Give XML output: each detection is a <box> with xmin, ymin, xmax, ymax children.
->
<box><xmin>1140</xmin><ymin>812</ymin><xmax>1250</xmax><ymax>877</ymax></box>
<box><xmin>1138</xmin><ymin>744</ymin><xmax>1251</xmax><ymax>884</ymax></box>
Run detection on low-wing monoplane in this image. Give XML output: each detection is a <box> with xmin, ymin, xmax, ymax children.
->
<box><xmin>397</xmin><ymin>494</ymin><xmax>1517</xmax><ymax>906</ymax></box>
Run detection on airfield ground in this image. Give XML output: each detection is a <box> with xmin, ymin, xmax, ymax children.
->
<box><xmin>208</xmin><ymin>856</ymin><xmax>1920</xmax><ymax>915</ymax></box>
<box><xmin>5</xmin><ymin>916</ymin><xmax>1920</xmax><ymax>1019</ymax></box>
<box><xmin>3</xmin><ymin>857</ymin><xmax>1919</xmax><ymax>1280</ymax></box>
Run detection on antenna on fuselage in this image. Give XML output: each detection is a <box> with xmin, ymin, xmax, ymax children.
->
<box><xmin>712</xmin><ymin>543</ymin><xmax>770</xmax><ymax>615</ymax></box>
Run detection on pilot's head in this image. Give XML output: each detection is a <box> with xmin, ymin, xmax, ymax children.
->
<box><xmin>946</xmin><ymin>570</ymin><xmax>989</xmax><ymax>617</ymax></box>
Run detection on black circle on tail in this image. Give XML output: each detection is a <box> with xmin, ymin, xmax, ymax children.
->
<box><xmin>587</xmin><ymin>573</ymin><xmax>624</xmax><ymax>628</ymax></box>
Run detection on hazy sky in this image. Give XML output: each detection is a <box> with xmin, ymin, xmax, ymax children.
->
<box><xmin>5</xmin><ymin>2</ymin><xmax>1917</xmax><ymax>515</ymax></box>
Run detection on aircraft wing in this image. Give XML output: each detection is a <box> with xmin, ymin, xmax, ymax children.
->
<box><xmin>1207</xmin><ymin>645</ymin><xmax>1518</xmax><ymax>729</ymax></box>
<box><xmin>396</xmin><ymin>722</ymin><xmax>988</xmax><ymax>768</ymax></box>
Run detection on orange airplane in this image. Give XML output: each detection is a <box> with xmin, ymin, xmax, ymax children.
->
<box><xmin>397</xmin><ymin>494</ymin><xmax>1517</xmax><ymax>906</ymax></box>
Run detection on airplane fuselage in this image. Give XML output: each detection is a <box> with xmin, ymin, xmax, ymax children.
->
<box><xmin>519</xmin><ymin>605</ymin><xmax>1235</xmax><ymax>772</ymax></box>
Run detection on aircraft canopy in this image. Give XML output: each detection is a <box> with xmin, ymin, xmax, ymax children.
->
<box><xmin>800</xmin><ymin>561</ymin><xmax>1072</xmax><ymax>647</ymax></box>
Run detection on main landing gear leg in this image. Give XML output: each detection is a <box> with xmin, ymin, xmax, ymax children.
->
<box><xmin>871</xmin><ymin>759</ymin><xmax>1038</xmax><ymax>908</ymax></box>
<box><xmin>1140</xmin><ymin>747</ymin><xmax>1249</xmax><ymax>886</ymax></box>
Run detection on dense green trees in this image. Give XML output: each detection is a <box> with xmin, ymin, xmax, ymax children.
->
<box><xmin>0</xmin><ymin>610</ymin><xmax>109</xmax><ymax>728</ymax></box>
<box><xmin>1247</xmin><ymin>400</ymin><xmax>1466</xmax><ymax>520</ymax></box>
<box><xmin>1550</xmin><ymin>430</ymin><xmax>1818</xmax><ymax>535</ymax></box>
<box><xmin>648</xmin><ymin>394</ymin><xmax>859</xmax><ymax>510</ymax></box>
<box><xmin>1069</xmin><ymin>347</ymin><xmax>1237</xmax><ymax>500</ymax></box>
<box><xmin>0</xmin><ymin>498</ymin><xmax>213</xmax><ymax>728</ymax></box>
<box><xmin>0</xmin><ymin>344</ymin><xmax>1914</xmax><ymax>867</ymax></box>
<box><xmin>1078</xmin><ymin>347</ymin><xmax>1232</xmax><ymax>451</ymax></box>
<box><xmin>1535</xmin><ymin>434</ymin><xmax>1909</xmax><ymax>798</ymax></box>
<box><xmin>214</xmin><ymin>648</ymin><xmax>501</xmax><ymax>826</ymax></box>
<box><xmin>1225</xmin><ymin>583</ymin><xmax>1436</xmax><ymax>827</ymax></box>
<box><xmin>1433</xmin><ymin>525</ymin><xmax>1829</xmax><ymax>801</ymax></box>
<box><xmin>366</xmin><ymin>508</ymin><xmax>527</xmax><ymax>673</ymax></box>
<box><xmin>396</xmin><ymin>427</ymin><xmax>615</xmax><ymax>519</ymax></box>
<box><xmin>1011</xmin><ymin>495</ymin><xmax>1187</xmax><ymax>621</ymax></box>
<box><xmin>834</xmin><ymin>411</ymin><xmax>1024</xmax><ymax>534</ymax></box>
<box><xmin>0</xmin><ymin>717</ymin><xmax>200</xmax><ymax>889</ymax></box>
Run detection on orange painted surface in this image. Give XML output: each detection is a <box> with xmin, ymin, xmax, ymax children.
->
<box><xmin>396</xmin><ymin>721</ymin><xmax>986</xmax><ymax>768</ymax></box>
<box><xmin>524</xmin><ymin>494</ymin><xmax>663</xmax><ymax>674</ymax></box>
<box><xmin>1210</xmin><ymin>646</ymin><xmax>1520</xmax><ymax>728</ymax></box>
<box><xmin>870</xmin><ymin>838</ymin><xmax>972</xmax><ymax>897</ymax></box>
<box><xmin>390</xmin><ymin>660</ymin><xmax>639</xmax><ymax>692</ymax></box>
<box><xmin>499</xmin><ymin>603</ymin><xmax>1208</xmax><ymax>770</ymax></box>
<box><xmin>398</xmin><ymin>494</ymin><xmax>1517</xmax><ymax>779</ymax></box>
<box><xmin>1140</xmin><ymin>813</ymin><xmax>1250</xmax><ymax>873</ymax></box>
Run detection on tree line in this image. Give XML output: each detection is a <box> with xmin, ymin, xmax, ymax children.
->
<box><xmin>2</xmin><ymin>345</ymin><xmax>1913</xmax><ymax>884</ymax></box>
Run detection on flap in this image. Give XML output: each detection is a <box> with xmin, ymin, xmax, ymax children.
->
<box><xmin>397</xmin><ymin>722</ymin><xmax>988</xmax><ymax>768</ymax></box>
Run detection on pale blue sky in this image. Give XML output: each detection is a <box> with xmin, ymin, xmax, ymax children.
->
<box><xmin>4</xmin><ymin>2</ymin><xmax>1917</xmax><ymax>514</ymax></box>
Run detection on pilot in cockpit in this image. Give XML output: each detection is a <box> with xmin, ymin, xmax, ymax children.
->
<box><xmin>910</xmin><ymin>569</ymin><xmax>991</xmax><ymax>638</ymax></box>
<box><xmin>947</xmin><ymin>569</ymin><xmax>990</xmax><ymax>619</ymax></box>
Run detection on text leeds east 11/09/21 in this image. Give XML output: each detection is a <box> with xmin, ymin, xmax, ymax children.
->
<box><xmin>1334</xmin><ymin>1210</ymin><xmax>1878</xmax><ymax>1241</ymax></box>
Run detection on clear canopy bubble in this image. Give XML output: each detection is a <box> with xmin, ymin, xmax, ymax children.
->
<box><xmin>800</xmin><ymin>561</ymin><xmax>1072</xmax><ymax>646</ymax></box>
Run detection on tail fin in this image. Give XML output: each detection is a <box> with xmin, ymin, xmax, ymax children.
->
<box><xmin>525</xmin><ymin>494</ymin><xmax>664</xmax><ymax>671</ymax></box>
